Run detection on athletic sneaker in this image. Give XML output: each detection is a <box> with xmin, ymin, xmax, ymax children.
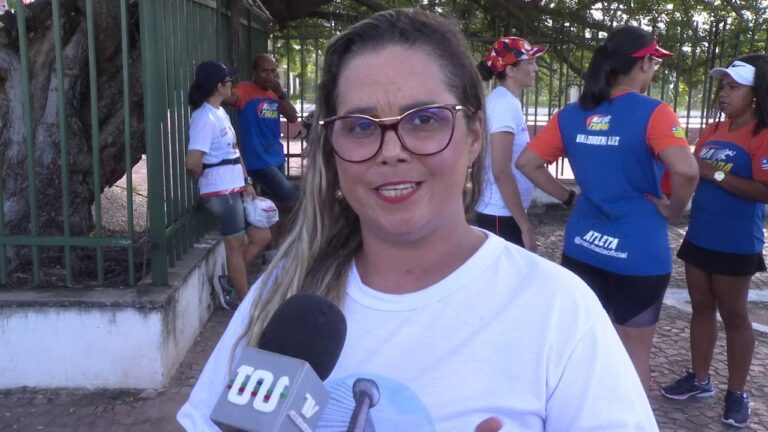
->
<box><xmin>214</xmin><ymin>275</ymin><xmax>238</xmax><ymax>310</ymax></box>
<box><xmin>660</xmin><ymin>370</ymin><xmax>715</xmax><ymax>400</ymax></box>
<box><xmin>722</xmin><ymin>390</ymin><xmax>751</xmax><ymax>428</ymax></box>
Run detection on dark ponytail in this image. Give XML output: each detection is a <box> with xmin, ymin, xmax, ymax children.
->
<box><xmin>476</xmin><ymin>60</ymin><xmax>506</xmax><ymax>82</ymax></box>
<box><xmin>188</xmin><ymin>82</ymin><xmax>215</xmax><ymax>110</ymax></box>
<box><xmin>579</xmin><ymin>44</ymin><xmax>613</xmax><ymax>110</ymax></box>
<box><xmin>579</xmin><ymin>26</ymin><xmax>654</xmax><ymax>110</ymax></box>
<box><xmin>738</xmin><ymin>54</ymin><xmax>768</xmax><ymax>135</ymax></box>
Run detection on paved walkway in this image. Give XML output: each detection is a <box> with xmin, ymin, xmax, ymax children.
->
<box><xmin>1</xmin><ymin>205</ymin><xmax>767</xmax><ymax>431</ymax></box>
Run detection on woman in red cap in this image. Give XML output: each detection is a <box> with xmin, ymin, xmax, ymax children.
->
<box><xmin>517</xmin><ymin>26</ymin><xmax>699</xmax><ymax>392</ymax></box>
<box><xmin>474</xmin><ymin>37</ymin><xmax>547</xmax><ymax>251</ymax></box>
<box><xmin>661</xmin><ymin>54</ymin><xmax>768</xmax><ymax>428</ymax></box>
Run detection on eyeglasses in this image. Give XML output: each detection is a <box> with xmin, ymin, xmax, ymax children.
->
<box><xmin>319</xmin><ymin>104</ymin><xmax>468</xmax><ymax>163</ymax></box>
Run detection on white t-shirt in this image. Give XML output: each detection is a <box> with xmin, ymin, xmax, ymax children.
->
<box><xmin>177</xmin><ymin>232</ymin><xmax>658</xmax><ymax>431</ymax></box>
<box><xmin>476</xmin><ymin>86</ymin><xmax>535</xmax><ymax>214</ymax></box>
<box><xmin>188</xmin><ymin>103</ymin><xmax>244</xmax><ymax>195</ymax></box>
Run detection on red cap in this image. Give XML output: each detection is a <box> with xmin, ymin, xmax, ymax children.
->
<box><xmin>484</xmin><ymin>36</ymin><xmax>548</xmax><ymax>73</ymax></box>
<box><xmin>630</xmin><ymin>40</ymin><xmax>673</xmax><ymax>59</ymax></box>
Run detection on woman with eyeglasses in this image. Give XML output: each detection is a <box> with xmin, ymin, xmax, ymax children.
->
<box><xmin>185</xmin><ymin>60</ymin><xmax>271</xmax><ymax>306</ymax></box>
<box><xmin>473</xmin><ymin>37</ymin><xmax>547</xmax><ymax>251</ymax></box>
<box><xmin>517</xmin><ymin>26</ymin><xmax>699</xmax><ymax>393</ymax></box>
<box><xmin>660</xmin><ymin>54</ymin><xmax>768</xmax><ymax>428</ymax></box>
<box><xmin>178</xmin><ymin>11</ymin><xmax>657</xmax><ymax>431</ymax></box>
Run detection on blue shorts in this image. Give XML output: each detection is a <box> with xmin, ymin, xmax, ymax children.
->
<box><xmin>248</xmin><ymin>165</ymin><xmax>299</xmax><ymax>206</ymax></box>
<box><xmin>202</xmin><ymin>192</ymin><xmax>246</xmax><ymax>237</ymax></box>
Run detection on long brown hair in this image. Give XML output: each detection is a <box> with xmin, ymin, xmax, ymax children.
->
<box><xmin>234</xmin><ymin>8</ymin><xmax>487</xmax><ymax>350</ymax></box>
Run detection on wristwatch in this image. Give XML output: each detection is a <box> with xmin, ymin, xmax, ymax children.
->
<box><xmin>244</xmin><ymin>176</ymin><xmax>253</xmax><ymax>185</ymax></box>
<box><xmin>713</xmin><ymin>171</ymin><xmax>725</xmax><ymax>182</ymax></box>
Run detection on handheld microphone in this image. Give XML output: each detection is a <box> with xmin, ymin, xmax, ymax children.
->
<box><xmin>210</xmin><ymin>293</ymin><xmax>347</xmax><ymax>431</ymax></box>
<box><xmin>347</xmin><ymin>378</ymin><xmax>380</xmax><ymax>432</ymax></box>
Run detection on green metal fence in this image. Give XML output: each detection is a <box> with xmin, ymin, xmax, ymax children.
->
<box><xmin>0</xmin><ymin>0</ymin><xmax>269</xmax><ymax>288</ymax></box>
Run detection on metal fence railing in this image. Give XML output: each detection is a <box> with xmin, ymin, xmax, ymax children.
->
<box><xmin>0</xmin><ymin>0</ymin><xmax>270</xmax><ymax>288</ymax></box>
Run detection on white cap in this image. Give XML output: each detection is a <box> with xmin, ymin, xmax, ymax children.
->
<box><xmin>710</xmin><ymin>60</ymin><xmax>755</xmax><ymax>86</ymax></box>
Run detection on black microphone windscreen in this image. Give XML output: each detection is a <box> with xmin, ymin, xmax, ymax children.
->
<box><xmin>257</xmin><ymin>293</ymin><xmax>347</xmax><ymax>380</ymax></box>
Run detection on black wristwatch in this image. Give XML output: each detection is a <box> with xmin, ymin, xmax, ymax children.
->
<box><xmin>244</xmin><ymin>176</ymin><xmax>253</xmax><ymax>185</ymax></box>
<box><xmin>562</xmin><ymin>189</ymin><xmax>576</xmax><ymax>207</ymax></box>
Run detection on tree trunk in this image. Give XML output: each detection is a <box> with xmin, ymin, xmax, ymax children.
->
<box><xmin>0</xmin><ymin>0</ymin><xmax>143</xmax><ymax>280</ymax></box>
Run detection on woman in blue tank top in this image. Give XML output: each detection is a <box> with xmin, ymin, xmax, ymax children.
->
<box><xmin>660</xmin><ymin>54</ymin><xmax>768</xmax><ymax>428</ymax></box>
<box><xmin>517</xmin><ymin>26</ymin><xmax>699</xmax><ymax>393</ymax></box>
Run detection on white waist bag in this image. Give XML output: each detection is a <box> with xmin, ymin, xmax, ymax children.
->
<box><xmin>243</xmin><ymin>196</ymin><xmax>279</xmax><ymax>228</ymax></box>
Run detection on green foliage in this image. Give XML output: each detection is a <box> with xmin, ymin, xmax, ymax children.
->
<box><xmin>272</xmin><ymin>0</ymin><xmax>768</xmax><ymax>119</ymax></box>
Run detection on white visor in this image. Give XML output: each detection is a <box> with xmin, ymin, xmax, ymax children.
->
<box><xmin>710</xmin><ymin>60</ymin><xmax>755</xmax><ymax>86</ymax></box>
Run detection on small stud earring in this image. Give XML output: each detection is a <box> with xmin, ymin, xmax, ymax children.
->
<box><xmin>335</xmin><ymin>189</ymin><xmax>344</xmax><ymax>201</ymax></box>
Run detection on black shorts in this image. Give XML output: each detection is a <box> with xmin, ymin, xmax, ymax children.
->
<box><xmin>677</xmin><ymin>239</ymin><xmax>766</xmax><ymax>276</ymax></box>
<box><xmin>474</xmin><ymin>212</ymin><xmax>524</xmax><ymax>247</ymax></box>
<box><xmin>561</xmin><ymin>254</ymin><xmax>670</xmax><ymax>328</ymax></box>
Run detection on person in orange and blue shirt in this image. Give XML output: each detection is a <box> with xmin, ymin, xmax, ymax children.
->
<box><xmin>517</xmin><ymin>26</ymin><xmax>699</xmax><ymax>393</ymax></box>
<box><xmin>226</xmin><ymin>54</ymin><xmax>299</xmax><ymax>262</ymax></box>
<box><xmin>227</xmin><ymin>54</ymin><xmax>299</xmax><ymax>210</ymax></box>
<box><xmin>661</xmin><ymin>54</ymin><xmax>768</xmax><ymax>428</ymax></box>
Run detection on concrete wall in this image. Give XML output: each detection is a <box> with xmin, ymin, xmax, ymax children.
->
<box><xmin>0</xmin><ymin>237</ymin><xmax>226</xmax><ymax>389</ymax></box>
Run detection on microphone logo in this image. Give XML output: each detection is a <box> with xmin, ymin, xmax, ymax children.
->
<box><xmin>227</xmin><ymin>365</ymin><xmax>291</xmax><ymax>412</ymax></box>
<box><xmin>301</xmin><ymin>394</ymin><xmax>321</xmax><ymax>418</ymax></box>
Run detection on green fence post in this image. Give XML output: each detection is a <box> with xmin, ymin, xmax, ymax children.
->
<box><xmin>140</xmin><ymin>0</ymin><xmax>168</xmax><ymax>285</ymax></box>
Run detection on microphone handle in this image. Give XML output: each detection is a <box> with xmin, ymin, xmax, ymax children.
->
<box><xmin>347</xmin><ymin>395</ymin><xmax>372</xmax><ymax>432</ymax></box>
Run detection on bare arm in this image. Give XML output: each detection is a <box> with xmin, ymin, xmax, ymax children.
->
<box><xmin>185</xmin><ymin>150</ymin><xmax>205</xmax><ymax>178</ymax></box>
<box><xmin>278</xmin><ymin>96</ymin><xmax>298</xmax><ymax>123</ymax></box>
<box><xmin>489</xmin><ymin>132</ymin><xmax>536</xmax><ymax>251</ymax></box>
<box><xmin>262</xmin><ymin>76</ymin><xmax>298</xmax><ymax>123</ymax></box>
<box><xmin>697</xmin><ymin>156</ymin><xmax>768</xmax><ymax>203</ymax></box>
<box><xmin>516</xmin><ymin>148</ymin><xmax>573</xmax><ymax>203</ymax></box>
<box><xmin>657</xmin><ymin>146</ymin><xmax>699</xmax><ymax>219</ymax></box>
<box><xmin>239</xmin><ymin>155</ymin><xmax>257</xmax><ymax>198</ymax></box>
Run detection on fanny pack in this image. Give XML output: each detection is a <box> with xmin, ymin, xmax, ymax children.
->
<box><xmin>202</xmin><ymin>157</ymin><xmax>241</xmax><ymax>171</ymax></box>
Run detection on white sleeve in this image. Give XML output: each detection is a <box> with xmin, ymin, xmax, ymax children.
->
<box><xmin>188</xmin><ymin>109</ymin><xmax>215</xmax><ymax>154</ymax></box>
<box><xmin>544</xmin><ymin>312</ymin><xmax>659</xmax><ymax>431</ymax></box>
<box><xmin>176</xmin><ymin>283</ymin><xmax>262</xmax><ymax>431</ymax></box>
<box><xmin>486</xmin><ymin>91</ymin><xmax>519</xmax><ymax>135</ymax></box>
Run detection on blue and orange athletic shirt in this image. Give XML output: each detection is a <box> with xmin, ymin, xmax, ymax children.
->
<box><xmin>685</xmin><ymin>120</ymin><xmax>768</xmax><ymax>254</ymax></box>
<box><xmin>234</xmin><ymin>81</ymin><xmax>285</xmax><ymax>170</ymax></box>
<box><xmin>528</xmin><ymin>91</ymin><xmax>689</xmax><ymax>275</ymax></box>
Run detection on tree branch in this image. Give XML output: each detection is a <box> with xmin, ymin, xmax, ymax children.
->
<box><xmin>353</xmin><ymin>0</ymin><xmax>388</xmax><ymax>12</ymax></box>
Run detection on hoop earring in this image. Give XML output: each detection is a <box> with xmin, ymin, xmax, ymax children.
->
<box><xmin>335</xmin><ymin>189</ymin><xmax>344</xmax><ymax>201</ymax></box>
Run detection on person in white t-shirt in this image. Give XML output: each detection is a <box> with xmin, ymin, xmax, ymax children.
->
<box><xmin>474</xmin><ymin>36</ymin><xmax>547</xmax><ymax>251</ymax></box>
<box><xmin>177</xmin><ymin>11</ymin><xmax>658</xmax><ymax>431</ymax></box>
<box><xmin>185</xmin><ymin>60</ymin><xmax>271</xmax><ymax>305</ymax></box>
